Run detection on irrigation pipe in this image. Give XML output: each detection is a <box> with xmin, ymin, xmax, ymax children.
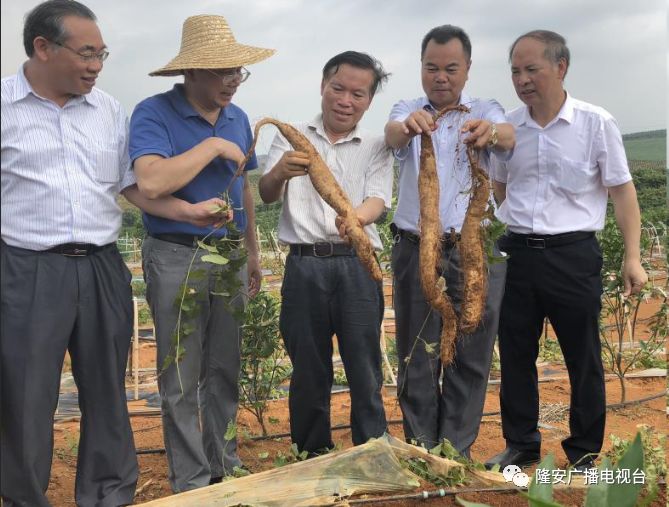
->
<box><xmin>134</xmin><ymin>391</ymin><xmax>665</xmax><ymax>456</ymax></box>
<box><xmin>337</xmin><ymin>486</ymin><xmax>519</xmax><ymax>505</ymax></box>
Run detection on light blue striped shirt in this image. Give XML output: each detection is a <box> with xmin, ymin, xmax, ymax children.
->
<box><xmin>1</xmin><ymin>65</ymin><xmax>135</xmax><ymax>250</ymax></box>
<box><xmin>389</xmin><ymin>94</ymin><xmax>507</xmax><ymax>234</ymax></box>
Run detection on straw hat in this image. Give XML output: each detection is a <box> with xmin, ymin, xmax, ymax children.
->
<box><xmin>149</xmin><ymin>15</ymin><xmax>275</xmax><ymax>76</ymax></box>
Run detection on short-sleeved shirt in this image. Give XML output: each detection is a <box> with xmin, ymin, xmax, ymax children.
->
<box><xmin>389</xmin><ymin>94</ymin><xmax>507</xmax><ymax>234</ymax></box>
<box><xmin>263</xmin><ymin>115</ymin><xmax>393</xmax><ymax>250</ymax></box>
<box><xmin>492</xmin><ymin>93</ymin><xmax>632</xmax><ymax>234</ymax></box>
<box><xmin>1</xmin><ymin>64</ymin><xmax>135</xmax><ymax>251</ymax></box>
<box><xmin>129</xmin><ymin>84</ymin><xmax>258</xmax><ymax>236</ymax></box>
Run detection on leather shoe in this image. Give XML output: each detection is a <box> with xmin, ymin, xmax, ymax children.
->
<box><xmin>485</xmin><ymin>447</ymin><xmax>541</xmax><ymax>470</ymax></box>
<box><xmin>571</xmin><ymin>459</ymin><xmax>595</xmax><ymax>473</ymax></box>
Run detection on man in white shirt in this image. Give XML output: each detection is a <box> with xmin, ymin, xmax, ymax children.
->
<box><xmin>0</xmin><ymin>1</ymin><xmax>139</xmax><ymax>505</ymax></box>
<box><xmin>384</xmin><ymin>25</ymin><xmax>515</xmax><ymax>459</ymax></box>
<box><xmin>485</xmin><ymin>30</ymin><xmax>647</xmax><ymax>472</ymax></box>
<box><xmin>259</xmin><ymin>51</ymin><xmax>393</xmax><ymax>456</ymax></box>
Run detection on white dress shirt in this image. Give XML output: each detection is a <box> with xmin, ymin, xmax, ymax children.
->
<box><xmin>389</xmin><ymin>94</ymin><xmax>507</xmax><ymax>234</ymax></box>
<box><xmin>1</xmin><ymin>65</ymin><xmax>135</xmax><ymax>250</ymax></box>
<box><xmin>264</xmin><ymin>115</ymin><xmax>393</xmax><ymax>250</ymax></box>
<box><xmin>492</xmin><ymin>93</ymin><xmax>632</xmax><ymax>234</ymax></box>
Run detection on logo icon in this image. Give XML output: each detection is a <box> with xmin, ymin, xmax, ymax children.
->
<box><xmin>503</xmin><ymin>464</ymin><xmax>530</xmax><ymax>487</ymax></box>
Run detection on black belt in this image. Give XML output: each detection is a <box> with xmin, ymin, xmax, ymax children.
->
<box><xmin>151</xmin><ymin>233</ymin><xmax>231</xmax><ymax>248</ymax></box>
<box><xmin>289</xmin><ymin>243</ymin><xmax>356</xmax><ymax>257</ymax></box>
<box><xmin>390</xmin><ymin>224</ymin><xmax>460</xmax><ymax>248</ymax></box>
<box><xmin>504</xmin><ymin>231</ymin><xmax>595</xmax><ymax>249</ymax></box>
<box><xmin>45</xmin><ymin>242</ymin><xmax>113</xmax><ymax>257</ymax></box>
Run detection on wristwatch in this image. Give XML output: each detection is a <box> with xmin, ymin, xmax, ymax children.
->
<box><xmin>487</xmin><ymin>123</ymin><xmax>498</xmax><ymax>148</ymax></box>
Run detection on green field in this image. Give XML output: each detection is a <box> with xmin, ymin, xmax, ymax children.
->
<box><xmin>623</xmin><ymin>129</ymin><xmax>666</xmax><ymax>162</ymax></box>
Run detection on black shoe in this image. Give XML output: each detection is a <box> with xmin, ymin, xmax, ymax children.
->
<box><xmin>485</xmin><ymin>447</ymin><xmax>541</xmax><ymax>470</ymax></box>
<box><xmin>571</xmin><ymin>458</ymin><xmax>595</xmax><ymax>474</ymax></box>
<box><xmin>208</xmin><ymin>476</ymin><xmax>223</xmax><ymax>485</ymax></box>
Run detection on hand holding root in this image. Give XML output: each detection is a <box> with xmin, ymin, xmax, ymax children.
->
<box><xmin>241</xmin><ymin>118</ymin><xmax>383</xmax><ymax>282</ymax></box>
<box><xmin>186</xmin><ymin>198</ymin><xmax>233</xmax><ymax>228</ymax></box>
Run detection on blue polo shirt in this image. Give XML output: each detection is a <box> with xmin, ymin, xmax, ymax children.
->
<box><xmin>129</xmin><ymin>84</ymin><xmax>258</xmax><ymax>236</ymax></box>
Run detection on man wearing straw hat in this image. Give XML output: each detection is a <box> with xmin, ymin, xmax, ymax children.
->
<box><xmin>129</xmin><ymin>15</ymin><xmax>274</xmax><ymax>492</ymax></box>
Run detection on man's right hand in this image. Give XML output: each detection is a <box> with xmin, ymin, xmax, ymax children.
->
<box><xmin>218</xmin><ymin>139</ymin><xmax>246</xmax><ymax>167</ymax></box>
<box><xmin>401</xmin><ymin>110</ymin><xmax>437</xmax><ymax>136</ymax></box>
<box><xmin>185</xmin><ymin>197</ymin><xmax>233</xmax><ymax>228</ymax></box>
<box><xmin>270</xmin><ymin>151</ymin><xmax>311</xmax><ymax>182</ymax></box>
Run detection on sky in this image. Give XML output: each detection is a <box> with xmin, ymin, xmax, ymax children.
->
<box><xmin>1</xmin><ymin>0</ymin><xmax>667</xmax><ymax>155</ymax></box>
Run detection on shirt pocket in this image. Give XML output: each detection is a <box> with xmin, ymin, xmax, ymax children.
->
<box><xmin>560</xmin><ymin>158</ymin><xmax>594</xmax><ymax>193</ymax></box>
<box><xmin>94</xmin><ymin>149</ymin><xmax>121</xmax><ymax>184</ymax></box>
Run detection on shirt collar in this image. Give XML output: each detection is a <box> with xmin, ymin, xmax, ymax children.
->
<box><xmin>421</xmin><ymin>92</ymin><xmax>473</xmax><ymax>113</ymax></box>
<box><xmin>519</xmin><ymin>91</ymin><xmax>574</xmax><ymax>128</ymax></box>
<box><xmin>12</xmin><ymin>63</ymin><xmax>97</xmax><ymax>107</ymax></box>
<box><xmin>307</xmin><ymin>113</ymin><xmax>363</xmax><ymax>144</ymax></box>
<box><xmin>167</xmin><ymin>84</ymin><xmax>237</xmax><ymax>122</ymax></box>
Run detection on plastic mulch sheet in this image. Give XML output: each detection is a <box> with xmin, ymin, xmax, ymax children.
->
<box><xmin>137</xmin><ymin>436</ymin><xmax>423</xmax><ymax>506</ymax></box>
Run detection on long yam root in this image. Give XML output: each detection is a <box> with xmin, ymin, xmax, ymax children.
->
<box><xmin>241</xmin><ymin>118</ymin><xmax>383</xmax><ymax>282</ymax></box>
<box><xmin>419</xmin><ymin>129</ymin><xmax>458</xmax><ymax>364</ymax></box>
<box><xmin>458</xmin><ymin>145</ymin><xmax>490</xmax><ymax>334</ymax></box>
<box><xmin>417</xmin><ymin>105</ymin><xmax>472</xmax><ymax>365</ymax></box>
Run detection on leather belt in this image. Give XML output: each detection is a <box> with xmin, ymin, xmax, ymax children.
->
<box><xmin>151</xmin><ymin>233</ymin><xmax>231</xmax><ymax>248</ymax></box>
<box><xmin>45</xmin><ymin>242</ymin><xmax>113</xmax><ymax>257</ymax></box>
<box><xmin>504</xmin><ymin>231</ymin><xmax>595</xmax><ymax>249</ymax></box>
<box><xmin>289</xmin><ymin>242</ymin><xmax>356</xmax><ymax>257</ymax></box>
<box><xmin>390</xmin><ymin>223</ymin><xmax>460</xmax><ymax>248</ymax></box>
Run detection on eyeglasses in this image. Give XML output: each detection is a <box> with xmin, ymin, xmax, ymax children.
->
<box><xmin>49</xmin><ymin>39</ymin><xmax>109</xmax><ymax>63</ymax></box>
<box><xmin>206</xmin><ymin>67</ymin><xmax>250</xmax><ymax>84</ymax></box>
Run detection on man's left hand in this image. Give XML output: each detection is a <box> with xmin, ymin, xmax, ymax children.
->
<box><xmin>461</xmin><ymin>119</ymin><xmax>493</xmax><ymax>150</ymax></box>
<box><xmin>335</xmin><ymin>215</ymin><xmax>366</xmax><ymax>244</ymax></box>
<box><xmin>622</xmin><ymin>258</ymin><xmax>648</xmax><ymax>296</ymax></box>
<box><xmin>247</xmin><ymin>254</ymin><xmax>262</xmax><ymax>298</ymax></box>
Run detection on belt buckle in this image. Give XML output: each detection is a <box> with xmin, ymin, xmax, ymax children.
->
<box><xmin>526</xmin><ymin>237</ymin><xmax>546</xmax><ymax>249</ymax></box>
<box><xmin>313</xmin><ymin>242</ymin><xmax>334</xmax><ymax>257</ymax></box>
<box><xmin>63</xmin><ymin>247</ymin><xmax>89</xmax><ymax>257</ymax></box>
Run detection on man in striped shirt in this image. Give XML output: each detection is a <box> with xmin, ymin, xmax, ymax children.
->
<box><xmin>384</xmin><ymin>25</ymin><xmax>515</xmax><ymax>459</ymax></box>
<box><xmin>1</xmin><ymin>2</ymin><xmax>139</xmax><ymax>505</ymax></box>
<box><xmin>259</xmin><ymin>51</ymin><xmax>393</xmax><ymax>456</ymax></box>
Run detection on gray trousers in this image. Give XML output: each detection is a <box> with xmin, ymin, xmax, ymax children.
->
<box><xmin>142</xmin><ymin>237</ymin><xmax>245</xmax><ymax>493</ymax></box>
<box><xmin>1</xmin><ymin>241</ymin><xmax>138</xmax><ymax>507</ymax></box>
<box><xmin>392</xmin><ymin>236</ymin><xmax>506</xmax><ymax>454</ymax></box>
<box><xmin>280</xmin><ymin>253</ymin><xmax>388</xmax><ymax>454</ymax></box>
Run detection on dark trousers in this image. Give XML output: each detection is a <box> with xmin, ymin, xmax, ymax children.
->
<box><xmin>279</xmin><ymin>253</ymin><xmax>388</xmax><ymax>453</ymax></box>
<box><xmin>498</xmin><ymin>234</ymin><xmax>605</xmax><ymax>464</ymax></box>
<box><xmin>1</xmin><ymin>241</ymin><xmax>138</xmax><ymax>507</ymax></box>
<box><xmin>392</xmin><ymin>236</ymin><xmax>506</xmax><ymax>454</ymax></box>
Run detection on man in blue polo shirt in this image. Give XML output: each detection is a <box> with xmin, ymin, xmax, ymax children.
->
<box><xmin>128</xmin><ymin>15</ymin><xmax>274</xmax><ymax>492</ymax></box>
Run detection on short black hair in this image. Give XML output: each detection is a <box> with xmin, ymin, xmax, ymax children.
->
<box><xmin>509</xmin><ymin>30</ymin><xmax>570</xmax><ymax>75</ymax></box>
<box><xmin>23</xmin><ymin>0</ymin><xmax>97</xmax><ymax>57</ymax></box>
<box><xmin>421</xmin><ymin>25</ymin><xmax>472</xmax><ymax>60</ymax></box>
<box><xmin>322</xmin><ymin>51</ymin><xmax>390</xmax><ymax>98</ymax></box>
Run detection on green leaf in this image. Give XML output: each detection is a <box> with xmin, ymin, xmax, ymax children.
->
<box><xmin>224</xmin><ymin>420</ymin><xmax>237</xmax><ymax>440</ymax></box>
<box><xmin>528</xmin><ymin>453</ymin><xmax>556</xmax><ymax>505</ymax></box>
<box><xmin>258</xmin><ymin>452</ymin><xmax>269</xmax><ymax>459</ymax></box>
<box><xmin>268</xmin><ymin>417</ymin><xmax>279</xmax><ymax>424</ymax></box>
<box><xmin>197</xmin><ymin>240</ymin><xmax>218</xmax><ymax>252</ymax></box>
<box><xmin>584</xmin><ymin>457</ymin><xmax>613</xmax><ymax>507</ymax></box>
<box><xmin>609</xmin><ymin>433</ymin><xmax>644</xmax><ymax>507</ymax></box>
<box><xmin>518</xmin><ymin>495</ymin><xmax>564</xmax><ymax>507</ymax></box>
<box><xmin>201</xmin><ymin>253</ymin><xmax>229</xmax><ymax>265</ymax></box>
<box><xmin>456</xmin><ymin>498</ymin><xmax>493</xmax><ymax>507</ymax></box>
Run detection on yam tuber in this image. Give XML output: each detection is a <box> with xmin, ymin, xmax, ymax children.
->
<box><xmin>241</xmin><ymin>118</ymin><xmax>383</xmax><ymax>283</ymax></box>
<box><xmin>458</xmin><ymin>145</ymin><xmax>490</xmax><ymax>334</ymax></box>
<box><xmin>418</xmin><ymin>125</ymin><xmax>458</xmax><ymax>365</ymax></box>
